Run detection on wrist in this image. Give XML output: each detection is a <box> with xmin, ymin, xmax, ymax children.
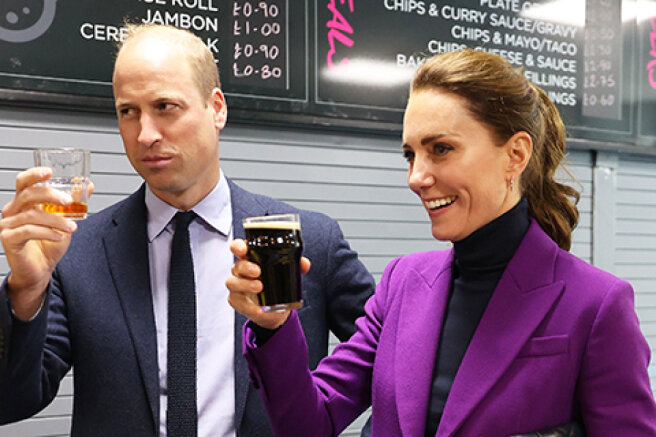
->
<box><xmin>7</xmin><ymin>274</ymin><xmax>49</xmax><ymax>320</ymax></box>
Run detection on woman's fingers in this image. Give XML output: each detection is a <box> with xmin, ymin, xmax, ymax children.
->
<box><xmin>230</xmin><ymin>238</ymin><xmax>248</xmax><ymax>259</ymax></box>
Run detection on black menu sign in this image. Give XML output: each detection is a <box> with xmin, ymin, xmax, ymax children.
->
<box><xmin>0</xmin><ymin>0</ymin><xmax>654</xmax><ymax>147</ymax></box>
<box><xmin>0</xmin><ymin>0</ymin><xmax>307</xmax><ymax>109</ymax></box>
<box><xmin>313</xmin><ymin>0</ymin><xmax>636</xmax><ymax>141</ymax></box>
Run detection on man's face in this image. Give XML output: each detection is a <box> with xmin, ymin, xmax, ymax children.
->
<box><xmin>113</xmin><ymin>36</ymin><xmax>226</xmax><ymax>210</ymax></box>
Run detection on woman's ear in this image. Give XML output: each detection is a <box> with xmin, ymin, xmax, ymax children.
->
<box><xmin>505</xmin><ymin>131</ymin><xmax>533</xmax><ymax>179</ymax></box>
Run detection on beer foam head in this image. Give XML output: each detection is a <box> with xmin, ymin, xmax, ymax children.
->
<box><xmin>243</xmin><ymin>221</ymin><xmax>300</xmax><ymax>230</ymax></box>
<box><xmin>243</xmin><ymin>214</ymin><xmax>300</xmax><ymax>230</ymax></box>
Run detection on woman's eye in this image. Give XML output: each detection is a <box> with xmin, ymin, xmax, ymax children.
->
<box><xmin>434</xmin><ymin>143</ymin><xmax>452</xmax><ymax>156</ymax></box>
<box><xmin>402</xmin><ymin>150</ymin><xmax>414</xmax><ymax>163</ymax></box>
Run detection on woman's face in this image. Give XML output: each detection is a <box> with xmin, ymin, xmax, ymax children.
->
<box><xmin>402</xmin><ymin>89</ymin><xmax>522</xmax><ymax>242</ymax></box>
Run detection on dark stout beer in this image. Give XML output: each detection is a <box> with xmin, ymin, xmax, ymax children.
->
<box><xmin>243</xmin><ymin>217</ymin><xmax>303</xmax><ymax>312</ymax></box>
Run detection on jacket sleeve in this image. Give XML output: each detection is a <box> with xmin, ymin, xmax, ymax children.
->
<box><xmin>0</xmin><ymin>271</ymin><xmax>72</xmax><ymax>424</ymax></box>
<box><xmin>322</xmin><ymin>218</ymin><xmax>376</xmax><ymax>342</ymax></box>
<box><xmin>577</xmin><ymin>278</ymin><xmax>656</xmax><ymax>435</ymax></box>
<box><xmin>243</xmin><ymin>257</ymin><xmax>400</xmax><ymax>437</ymax></box>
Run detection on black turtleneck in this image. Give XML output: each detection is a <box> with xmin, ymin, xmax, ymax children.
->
<box><xmin>424</xmin><ymin>198</ymin><xmax>530</xmax><ymax>436</ymax></box>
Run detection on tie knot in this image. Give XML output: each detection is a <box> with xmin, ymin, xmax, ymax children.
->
<box><xmin>174</xmin><ymin>210</ymin><xmax>196</xmax><ymax>231</ymax></box>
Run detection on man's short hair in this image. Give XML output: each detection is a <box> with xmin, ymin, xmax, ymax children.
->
<box><xmin>115</xmin><ymin>23</ymin><xmax>221</xmax><ymax>101</ymax></box>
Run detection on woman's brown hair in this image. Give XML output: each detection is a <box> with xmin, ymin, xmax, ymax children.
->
<box><xmin>411</xmin><ymin>49</ymin><xmax>580</xmax><ymax>251</ymax></box>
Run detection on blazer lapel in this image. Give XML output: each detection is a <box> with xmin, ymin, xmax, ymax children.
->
<box><xmin>396</xmin><ymin>251</ymin><xmax>454</xmax><ymax>437</ymax></box>
<box><xmin>437</xmin><ymin>221</ymin><xmax>564</xmax><ymax>437</ymax></box>
<box><xmin>228</xmin><ymin>179</ymin><xmax>269</xmax><ymax>430</ymax></box>
<box><xmin>102</xmin><ymin>186</ymin><xmax>159</xmax><ymax>430</ymax></box>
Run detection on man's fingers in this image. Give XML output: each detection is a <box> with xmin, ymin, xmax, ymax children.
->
<box><xmin>1</xmin><ymin>223</ymin><xmax>72</xmax><ymax>246</ymax></box>
<box><xmin>5</xmin><ymin>185</ymin><xmax>72</xmax><ymax>218</ymax></box>
<box><xmin>15</xmin><ymin>167</ymin><xmax>52</xmax><ymax>193</ymax></box>
<box><xmin>4</xmin><ymin>208</ymin><xmax>77</xmax><ymax>234</ymax></box>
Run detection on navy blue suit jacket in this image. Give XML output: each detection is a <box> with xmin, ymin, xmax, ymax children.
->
<box><xmin>0</xmin><ymin>179</ymin><xmax>375</xmax><ymax>436</ymax></box>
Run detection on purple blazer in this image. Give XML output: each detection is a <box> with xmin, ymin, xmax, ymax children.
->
<box><xmin>244</xmin><ymin>220</ymin><xmax>656</xmax><ymax>436</ymax></box>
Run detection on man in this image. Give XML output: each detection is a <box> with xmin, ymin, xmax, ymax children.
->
<box><xmin>0</xmin><ymin>24</ymin><xmax>374</xmax><ymax>436</ymax></box>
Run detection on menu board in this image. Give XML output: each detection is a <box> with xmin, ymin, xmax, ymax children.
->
<box><xmin>313</xmin><ymin>0</ymin><xmax>639</xmax><ymax>142</ymax></box>
<box><xmin>0</xmin><ymin>0</ymin><xmax>307</xmax><ymax>108</ymax></box>
<box><xmin>639</xmin><ymin>12</ymin><xmax>656</xmax><ymax>140</ymax></box>
<box><xmin>0</xmin><ymin>0</ymin><xmax>654</xmax><ymax>147</ymax></box>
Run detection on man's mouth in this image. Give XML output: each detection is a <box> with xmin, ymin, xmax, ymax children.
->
<box><xmin>142</xmin><ymin>155</ymin><xmax>173</xmax><ymax>168</ymax></box>
<box><xmin>424</xmin><ymin>195</ymin><xmax>457</xmax><ymax>210</ymax></box>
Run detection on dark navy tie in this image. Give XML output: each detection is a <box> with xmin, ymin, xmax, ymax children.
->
<box><xmin>167</xmin><ymin>211</ymin><xmax>198</xmax><ymax>436</ymax></box>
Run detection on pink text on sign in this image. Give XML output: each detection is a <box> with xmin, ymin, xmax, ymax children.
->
<box><xmin>326</xmin><ymin>0</ymin><xmax>355</xmax><ymax>69</ymax></box>
<box><xmin>648</xmin><ymin>18</ymin><xmax>656</xmax><ymax>89</ymax></box>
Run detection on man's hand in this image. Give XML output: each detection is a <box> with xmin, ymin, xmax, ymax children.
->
<box><xmin>226</xmin><ymin>239</ymin><xmax>311</xmax><ymax>330</ymax></box>
<box><xmin>0</xmin><ymin>167</ymin><xmax>90</xmax><ymax>320</ymax></box>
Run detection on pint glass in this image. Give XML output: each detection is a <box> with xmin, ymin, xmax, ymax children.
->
<box><xmin>243</xmin><ymin>213</ymin><xmax>303</xmax><ymax>312</ymax></box>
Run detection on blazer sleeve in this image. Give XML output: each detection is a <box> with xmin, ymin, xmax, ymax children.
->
<box><xmin>243</xmin><ymin>257</ymin><xmax>401</xmax><ymax>437</ymax></box>
<box><xmin>0</xmin><ymin>271</ymin><xmax>72</xmax><ymax>424</ymax></box>
<box><xmin>577</xmin><ymin>278</ymin><xmax>656</xmax><ymax>436</ymax></box>
<box><xmin>321</xmin><ymin>218</ymin><xmax>376</xmax><ymax>342</ymax></box>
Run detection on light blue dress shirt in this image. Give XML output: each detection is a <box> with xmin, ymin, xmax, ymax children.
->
<box><xmin>145</xmin><ymin>171</ymin><xmax>235</xmax><ymax>437</ymax></box>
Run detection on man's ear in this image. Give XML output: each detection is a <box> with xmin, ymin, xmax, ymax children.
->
<box><xmin>210</xmin><ymin>87</ymin><xmax>227</xmax><ymax>130</ymax></box>
<box><xmin>505</xmin><ymin>131</ymin><xmax>533</xmax><ymax>179</ymax></box>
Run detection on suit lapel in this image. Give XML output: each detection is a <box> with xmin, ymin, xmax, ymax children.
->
<box><xmin>102</xmin><ymin>186</ymin><xmax>159</xmax><ymax>430</ymax></box>
<box><xmin>437</xmin><ymin>221</ymin><xmax>564</xmax><ymax>437</ymax></box>
<box><xmin>228</xmin><ymin>179</ymin><xmax>269</xmax><ymax>431</ymax></box>
<box><xmin>396</xmin><ymin>251</ymin><xmax>454</xmax><ymax>437</ymax></box>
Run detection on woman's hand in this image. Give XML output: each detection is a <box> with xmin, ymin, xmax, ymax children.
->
<box><xmin>226</xmin><ymin>239</ymin><xmax>311</xmax><ymax>330</ymax></box>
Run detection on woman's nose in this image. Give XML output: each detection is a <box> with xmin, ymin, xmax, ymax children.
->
<box><xmin>407</xmin><ymin>156</ymin><xmax>435</xmax><ymax>191</ymax></box>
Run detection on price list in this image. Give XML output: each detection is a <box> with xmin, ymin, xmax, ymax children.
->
<box><xmin>230</xmin><ymin>0</ymin><xmax>288</xmax><ymax>90</ymax></box>
<box><xmin>582</xmin><ymin>0</ymin><xmax>623</xmax><ymax>120</ymax></box>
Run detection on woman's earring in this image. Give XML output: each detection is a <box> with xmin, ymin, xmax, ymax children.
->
<box><xmin>509</xmin><ymin>178</ymin><xmax>515</xmax><ymax>191</ymax></box>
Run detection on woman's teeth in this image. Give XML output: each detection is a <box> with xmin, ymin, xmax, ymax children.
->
<box><xmin>425</xmin><ymin>196</ymin><xmax>457</xmax><ymax>210</ymax></box>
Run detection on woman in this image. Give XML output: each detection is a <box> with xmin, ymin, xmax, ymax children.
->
<box><xmin>226</xmin><ymin>50</ymin><xmax>656</xmax><ymax>436</ymax></box>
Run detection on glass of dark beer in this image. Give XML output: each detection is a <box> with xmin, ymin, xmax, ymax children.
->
<box><xmin>243</xmin><ymin>213</ymin><xmax>303</xmax><ymax>312</ymax></box>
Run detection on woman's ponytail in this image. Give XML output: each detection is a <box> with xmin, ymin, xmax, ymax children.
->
<box><xmin>522</xmin><ymin>84</ymin><xmax>580</xmax><ymax>251</ymax></box>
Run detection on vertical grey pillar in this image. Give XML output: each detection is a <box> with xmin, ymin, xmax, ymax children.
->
<box><xmin>592</xmin><ymin>151</ymin><xmax>618</xmax><ymax>274</ymax></box>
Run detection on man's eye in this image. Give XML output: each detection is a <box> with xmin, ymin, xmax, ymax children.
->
<box><xmin>157</xmin><ymin>102</ymin><xmax>175</xmax><ymax>111</ymax></box>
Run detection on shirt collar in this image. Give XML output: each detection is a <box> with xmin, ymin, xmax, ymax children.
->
<box><xmin>145</xmin><ymin>170</ymin><xmax>232</xmax><ymax>242</ymax></box>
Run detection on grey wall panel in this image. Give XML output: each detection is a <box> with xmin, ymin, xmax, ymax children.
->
<box><xmin>0</xmin><ymin>101</ymin><xmax>647</xmax><ymax>435</ymax></box>
<box><xmin>616</xmin><ymin>155</ymin><xmax>656</xmax><ymax>394</ymax></box>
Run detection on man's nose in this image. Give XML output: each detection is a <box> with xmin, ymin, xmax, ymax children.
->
<box><xmin>137</xmin><ymin>113</ymin><xmax>162</xmax><ymax>147</ymax></box>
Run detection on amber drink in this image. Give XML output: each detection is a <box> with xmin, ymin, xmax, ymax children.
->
<box><xmin>33</xmin><ymin>148</ymin><xmax>90</xmax><ymax>220</ymax></box>
<box><xmin>243</xmin><ymin>214</ymin><xmax>303</xmax><ymax>312</ymax></box>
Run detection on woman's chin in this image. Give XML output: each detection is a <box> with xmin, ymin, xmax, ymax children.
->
<box><xmin>431</xmin><ymin>226</ymin><xmax>454</xmax><ymax>243</ymax></box>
